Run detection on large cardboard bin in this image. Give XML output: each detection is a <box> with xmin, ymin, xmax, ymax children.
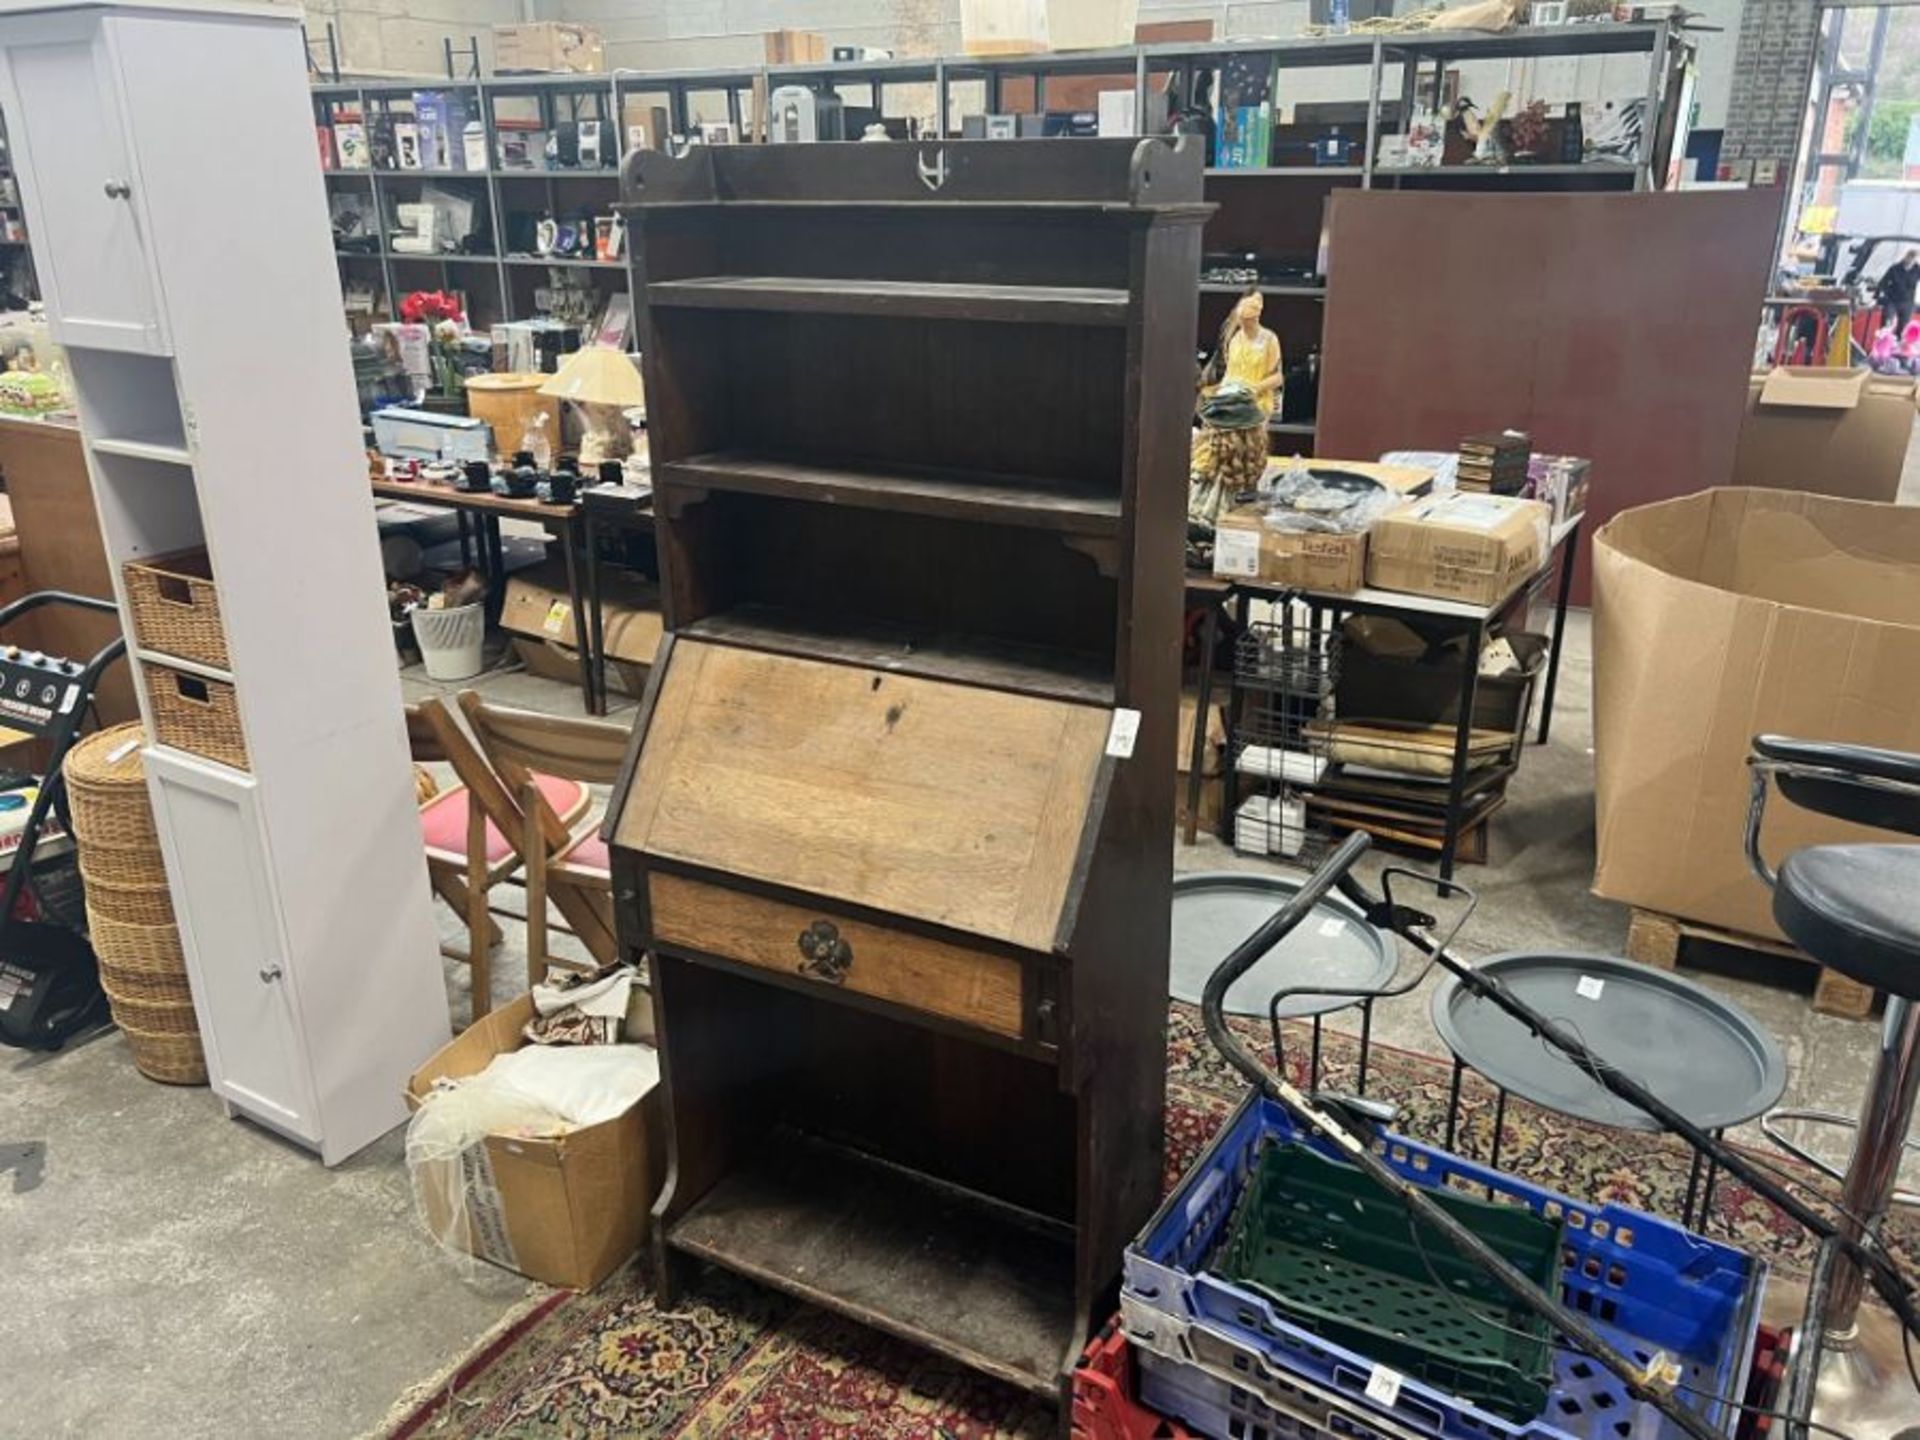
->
<box><xmin>1732</xmin><ymin>368</ymin><xmax>1918</xmax><ymax>505</ymax></box>
<box><xmin>407</xmin><ymin>992</ymin><xmax>661</xmax><ymax>1290</ymax></box>
<box><xmin>1593</xmin><ymin>487</ymin><xmax>1920</xmax><ymax>943</ymax></box>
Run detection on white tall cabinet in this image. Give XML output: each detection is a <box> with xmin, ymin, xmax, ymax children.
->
<box><xmin>0</xmin><ymin>0</ymin><xmax>449</xmax><ymax>1163</ymax></box>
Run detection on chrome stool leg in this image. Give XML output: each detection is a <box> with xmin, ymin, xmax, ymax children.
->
<box><xmin>1804</xmin><ymin>995</ymin><xmax>1920</xmax><ymax>1438</ymax></box>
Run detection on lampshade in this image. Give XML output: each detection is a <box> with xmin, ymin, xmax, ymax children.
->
<box><xmin>539</xmin><ymin>345</ymin><xmax>645</xmax><ymax>408</ymax></box>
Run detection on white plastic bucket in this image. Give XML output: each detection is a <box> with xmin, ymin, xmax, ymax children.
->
<box><xmin>410</xmin><ymin>602</ymin><xmax>485</xmax><ymax>682</ymax></box>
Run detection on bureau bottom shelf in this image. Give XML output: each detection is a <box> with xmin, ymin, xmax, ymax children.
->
<box><xmin>667</xmin><ymin>1125</ymin><xmax>1080</xmax><ymax>1397</ymax></box>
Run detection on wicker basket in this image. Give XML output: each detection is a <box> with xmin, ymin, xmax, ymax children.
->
<box><xmin>64</xmin><ymin>723</ymin><xmax>159</xmax><ymax>851</ymax></box>
<box><xmin>117</xmin><ymin>1021</ymin><xmax>207</xmax><ymax>1085</ymax></box>
<box><xmin>88</xmin><ymin>911</ymin><xmax>185</xmax><ymax>972</ymax></box>
<box><xmin>100</xmin><ymin>973</ymin><xmax>199</xmax><ymax>1036</ymax></box>
<box><xmin>144</xmin><ymin>663</ymin><xmax>249</xmax><ymax>771</ymax></box>
<box><xmin>83</xmin><ymin>877</ymin><xmax>174</xmax><ymax>927</ymax></box>
<box><xmin>98</xmin><ymin>958</ymin><xmax>194</xmax><ymax>1006</ymax></box>
<box><xmin>79</xmin><ymin>844</ymin><xmax>171</xmax><ymax>890</ymax></box>
<box><xmin>123</xmin><ymin>548</ymin><xmax>230</xmax><ymax>670</ymax></box>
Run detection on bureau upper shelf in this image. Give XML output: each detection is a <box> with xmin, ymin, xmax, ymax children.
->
<box><xmin>646</xmin><ymin>275</ymin><xmax>1131</xmax><ymax>326</ymax></box>
<box><xmin>659</xmin><ymin>451</ymin><xmax>1122</xmax><ymax>537</ymax></box>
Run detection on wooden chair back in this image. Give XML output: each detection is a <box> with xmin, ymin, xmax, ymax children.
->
<box><xmin>458</xmin><ymin>691</ymin><xmax>626</xmax><ymax>850</ymax></box>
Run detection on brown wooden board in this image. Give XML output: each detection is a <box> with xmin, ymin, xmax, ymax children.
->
<box><xmin>616</xmin><ymin>639</ymin><xmax>1110</xmax><ymax>953</ymax></box>
<box><xmin>0</xmin><ymin>418</ymin><xmax>137</xmax><ymax>724</ymax></box>
<box><xmin>1315</xmin><ymin>190</ymin><xmax>1783</xmax><ymax>602</ymax></box>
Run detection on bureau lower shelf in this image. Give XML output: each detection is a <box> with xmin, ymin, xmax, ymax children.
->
<box><xmin>668</xmin><ymin>1125</ymin><xmax>1079</xmax><ymax>1396</ymax></box>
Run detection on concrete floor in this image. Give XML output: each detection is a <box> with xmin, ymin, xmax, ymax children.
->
<box><xmin>0</xmin><ymin>607</ymin><xmax>1902</xmax><ymax>1440</ymax></box>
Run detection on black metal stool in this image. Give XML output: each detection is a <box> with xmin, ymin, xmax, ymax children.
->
<box><xmin>1748</xmin><ymin>735</ymin><xmax>1920</xmax><ymax>1439</ymax></box>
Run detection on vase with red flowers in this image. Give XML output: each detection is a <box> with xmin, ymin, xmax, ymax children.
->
<box><xmin>400</xmin><ymin>290</ymin><xmax>467</xmax><ymax>396</ymax></box>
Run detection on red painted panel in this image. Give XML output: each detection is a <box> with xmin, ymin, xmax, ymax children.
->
<box><xmin>1316</xmin><ymin>189</ymin><xmax>1783</xmax><ymax>603</ymax></box>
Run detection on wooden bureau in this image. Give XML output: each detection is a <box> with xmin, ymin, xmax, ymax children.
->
<box><xmin>605</xmin><ymin>139</ymin><xmax>1207</xmax><ymax>1412</ymax></box>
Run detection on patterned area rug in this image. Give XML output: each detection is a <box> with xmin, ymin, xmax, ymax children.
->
<box><xmin>384</xmin><ymin>1003</ymin><xmax>1907</xmax><ymax>1439</ymax></box>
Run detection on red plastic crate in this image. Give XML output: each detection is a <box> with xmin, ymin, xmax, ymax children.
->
<box><xmin>1072</xmin><ymin>1319</ymin><xmax>1194</xmax><ymax>1440</ymax></box>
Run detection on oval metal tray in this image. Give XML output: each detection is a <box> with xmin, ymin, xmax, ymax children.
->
<box><xmin>1171</xmin><ymin>871</ymin><xmax>1397</xmax><ymax>1018</ymax></box>
<box><xmin>1431</xmin><ymin>953</ymin><xmax>1787</xmax><ymax>1132</ymax></box>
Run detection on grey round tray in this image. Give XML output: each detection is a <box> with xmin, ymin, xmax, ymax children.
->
<box><xmin>1431</xmin><ymin>953</ymin><xmax>1787</xmax><ymax>1132</ymax></box>
<box><xmin>1170</xmin><ymin>871</ymin><xmax>1397</xmax><ymax>1018</ymax></box>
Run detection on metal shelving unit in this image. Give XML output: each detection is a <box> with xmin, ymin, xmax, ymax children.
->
<box><xmin>310</xmin><ymin>18</ymin><xmax>1691</xmax><ymax>383</ymax></box>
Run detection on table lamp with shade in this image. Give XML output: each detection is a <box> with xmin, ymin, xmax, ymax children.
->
<box><xmin>539</xmin><ymin>345</ymin><xmax>645</xmax><ymax>468</ymax></box>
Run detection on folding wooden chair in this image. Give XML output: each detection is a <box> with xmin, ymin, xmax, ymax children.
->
<box><xmin>407</xmin><ymin>698</ymin><xmax>591</xmax><ymax>1020</ymax></box>
<box><xmin>456</xmin><ymin>690</ymin><xmax>629</xmax><ymax>987</ymax></box>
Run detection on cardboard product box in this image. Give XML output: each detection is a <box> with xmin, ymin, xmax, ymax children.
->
<box><xmin>764</xmin><ymin>28</ymin><xmax>828</xmax><ymax>63</ymax></box>
<box><xmin>494</xmin><ymin>22</ymin><xmax>603</xmax><ymax>75</ymax></box>
<box><xmin>1593</xmin><ymin>488</ymin><xmax>1920</xmax><ymax>944</ymax></box>
<box><xmin>1731</xmin><ymin>367</ymin><xmax>1919</xmax><ymax>505</ymax></box>
<box><xmin>1366</xmin><ymin>492</ymin><xmax>1550</xmax><ymax>607</ymax></box>
<box><xmin>1212</xmin><ymin>503</ymin><xmax>1374</xmax><ymax>593</ymax></box>
<box><xmin>407</xmin><ymin>991</ymin><xmax>662</xmax><ymax>1290</ymax></box>
<box><xmin>502</xmin><ymin>562</ymin><xmax>663</xmax><ymax>698</ymax></box>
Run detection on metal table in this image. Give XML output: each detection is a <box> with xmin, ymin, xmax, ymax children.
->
<box><xmin>1220</xmin><ymin>511</ymin><xmax>1584</xmax><ymax>879</ymax></box>
<box><xmin>1431</xmin><ymin>952</ymin><xmax>1787</xmax><ymax>1228</ymax></box>
<box><xmin>1171</xmin><ymin>871</ymin><xmax>1397</xmax><ymax>1092</ymax></box>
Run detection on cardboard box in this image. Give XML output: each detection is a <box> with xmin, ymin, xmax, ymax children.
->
<box><xmin>961</xmin><ymin>0</ymin><xmax>1139</xmax><ymax>55</ymax></box>
<box><xmin>502</xmin><ymin>562</ymin><xmax>663</xmax><ymax>698</ymax></box>
<box><xmin>1212</xmin><ymin>504</ymin><xmax>1374</xmax><ymax>593</ymax></box>
<box><xmin>1366</xmin><ymin>492</ymin><xmax>1550</xmax><ymax>607</ymax></box>
<box><xmin>1337</xmin><ymin>621</ymin><xmax>1546</xmax><ymax>735</ymax></box>
<box><xmin>764</xmin><ymin>28</ymin><xmax>828</xmax><ymax>63</ymax></box>
<box><xmin>493</xmin><ymin>23</ymin><xmax>603</xmax><ymax>75</ymax></box>
<box><xmin>407</xmin><ymin>992</ymin><xmax>661</xmax><ymax>1290</ymax></box>
<box><xmin>1731</xmin><ymin>367</ymin><xmax>1919</xmax><ymax>505</ymax></box>
<box><xmin>1593</xmin><ymin>488</ymin><xmax>1920</xmax><ymax>943</ymax></box>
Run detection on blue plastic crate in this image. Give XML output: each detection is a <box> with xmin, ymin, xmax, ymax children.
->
<box><xmin>1123</xmin><ymin>1093</ymin><xmax>1767</xmax><ymax>1440</ymax></box>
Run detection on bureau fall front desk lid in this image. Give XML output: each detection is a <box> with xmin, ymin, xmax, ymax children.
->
<box><xmin>612</xmin><ymin>640</ymin><xmax>1113</xmax><ymax>953</ymax></box>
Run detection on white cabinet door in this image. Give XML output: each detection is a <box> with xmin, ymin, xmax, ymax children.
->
<box><xmin>0</xmin><ymin>17</ymin><xmax>167</xmax><ymax>352</ymax></box>
<box><xmin>146</xmin><ymin>750</ymin><xmax>316</xmax><ymax>1141</ymax></box>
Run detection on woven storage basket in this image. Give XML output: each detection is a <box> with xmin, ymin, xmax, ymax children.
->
<box><xmin>98</xmin><ymin>958</ymin><xmax>193</xmax><ymax>1006</ymax></box>
<box><xmin>79</xmin><ymin>845</ymin><xmax>170</xmax><ymax>890</ymax></box>
<box><xmin>64</xmin><ymin>723</ymin><xmax>158</xmax><ymax>851</ymax></box>
<box><xmin>83</xmin><ymin>877</ymin><xmax>174</xmax><ymax>927</ymax></box>
<box><xmin>117</xmin><ymin>1021</ymin><xmax>207</xmax><ymax>1086</ymax></box>
<box><xmin>144</xmin><ymin>663</ymin><xmax>249</xmax><ymax>771</ymax></box>
<box><xmin>88</xmin><ymin>912</ymin><xmax>185</xmax><ymax>972</ymax></box>
<box><xmin>122</xmin><ymin>547</ymin><xmax>229</xmax><ymax>670</ymax></box>
<box><xmin>100</xmin><ymin>974</ymin><xmax>199</xmax><ymax>1036</ymax></box>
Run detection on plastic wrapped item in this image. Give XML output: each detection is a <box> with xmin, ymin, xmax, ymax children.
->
<box><xmin>1259</xmin><ymin>458</ymin><xmax>1399</xmax><ymax>535</ymax></box>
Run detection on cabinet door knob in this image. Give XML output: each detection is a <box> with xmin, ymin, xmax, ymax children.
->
<box><xmin>258</xmin><ymin>962</ymin><xmax>283</xmax><ymax>984</ymax></box>
<box><xmin>795</xmin><ymin>920</ymin><xmax>852</xmax><ymax>984</ymax></box>
<box><xmin>103</xmin><ymin>179</ymin><xmax>131</xmax><ymax>200</ymax></box>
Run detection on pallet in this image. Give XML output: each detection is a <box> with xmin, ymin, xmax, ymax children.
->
<box><xmin>1624</xmin><ymin>908</ymin><xmax>1876</xmax><ymax>1021</ymax></box>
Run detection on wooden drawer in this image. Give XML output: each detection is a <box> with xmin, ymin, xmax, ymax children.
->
<box><xmin>648</xmin><ymin>871</ymin><xmax>1029</xmax><ymax>1041</ymax></box>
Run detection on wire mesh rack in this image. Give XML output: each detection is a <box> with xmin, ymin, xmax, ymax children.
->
<box><xmin>1231</xmin><ymin>614</ymin><xmax>1339</xmax><ymax>864</ymax></box>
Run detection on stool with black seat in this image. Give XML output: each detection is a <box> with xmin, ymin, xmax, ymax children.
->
<box><xmin>1747</xmin><ymin>734</ymin><xmax>1920</xmax><ymax>1439</ymax></box>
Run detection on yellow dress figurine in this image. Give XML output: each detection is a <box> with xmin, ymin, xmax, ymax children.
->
<box><xmin>1190</xmin><ymin>290</ymin><xmax>1283</xmax><ymax>525</ymax></box>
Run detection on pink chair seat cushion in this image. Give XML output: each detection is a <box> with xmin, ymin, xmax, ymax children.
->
<box><xmin>420</xmin><ymin>773</ymin><xmax>587</xmax><ymax>867</ymax></box>
<box><xmin>555</xmin><ymin>829</ymin><xmax>610</xmax><ymax>877</ymax></box>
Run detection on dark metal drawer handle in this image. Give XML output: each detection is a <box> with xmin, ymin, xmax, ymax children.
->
<box><xmin>796</xmin><ymin>920</ymin><xmax>852</xmax><ymax>984</ymax></box>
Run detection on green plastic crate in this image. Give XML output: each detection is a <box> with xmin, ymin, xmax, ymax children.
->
<box><xmin>1212</xmin><ymin>1140</ymin><xmax>1565</xmax><ymax>1421</ymax></box>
